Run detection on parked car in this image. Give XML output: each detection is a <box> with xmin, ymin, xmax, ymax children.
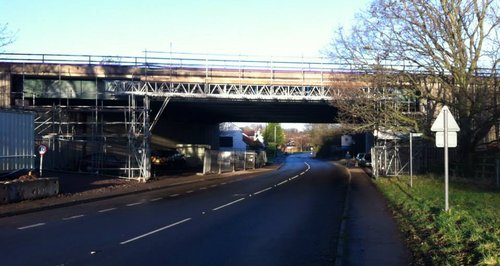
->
<box><xmin>355</xmin><ymin>153</ymin><xmax>372</xmax><ymax>167</ymax></box>
<box><xmin>151</xmin><ymin>149</ymin><xmax>186</xmax><ymax>169</ymax></box>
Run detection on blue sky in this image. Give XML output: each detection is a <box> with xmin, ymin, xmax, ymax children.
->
<box><xmin>1</xmin><ymin>0</ymin><xmax>370</xmax><ymax>130</ymax></box>
<box><xmin>2</xmin><ymin>0</ymin><xmax>369</xmax><ymax>57</ymax></box>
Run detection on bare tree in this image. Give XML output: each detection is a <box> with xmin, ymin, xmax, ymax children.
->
<box><xmin>0</xmin><ymin>23</ymin><xmax>14</xmax><ymax>50</ymax></box>
<box><xmin>329</xmin><ymin>0</ymin><xmax>500</xmax><ymax>159</ymax></box>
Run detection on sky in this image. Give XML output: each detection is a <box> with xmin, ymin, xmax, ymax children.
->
<box><xmin>1</xmin><ymin>0</ymin><xmax>370</xmax><ymax>130</ymax></box>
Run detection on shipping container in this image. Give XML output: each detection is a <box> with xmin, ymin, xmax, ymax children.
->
<box><xmin>0</xmin><ymin>109</ymin><xmax>35</xmax><ymax>174</ymax></box>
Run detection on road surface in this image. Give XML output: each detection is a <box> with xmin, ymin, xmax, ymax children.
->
<box><xmin>0</xmin><ymin>154</ymin><xmax>349</xmax><ymax>265</ymax></box>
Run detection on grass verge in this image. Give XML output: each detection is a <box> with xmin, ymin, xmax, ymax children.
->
<box><xmin>375</xmin><ymin>175</ymin><xmax>499</xmax><ymax>265</ymax></box>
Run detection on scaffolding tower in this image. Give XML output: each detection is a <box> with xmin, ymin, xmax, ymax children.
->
<box><xmin>12</xmin><ymin>85</ymin><xmax>164</xmax><ymax>181</ymax></box>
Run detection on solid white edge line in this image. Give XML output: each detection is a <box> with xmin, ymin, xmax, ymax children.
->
<box><xmin>253</xmin><ymin>187</ymin><xmax>272</xmax><ymax>195</ymax></box>
<box><xmin>212</xmin><ymin>198</ymin><xmax>245</xmax><ymax>211</ymax></box>
<box><xmin>18</xmin><ymin>223</ymin><xmax>46</xmax><ymax>230</ymax></box>
<box><xmin>120</xmin><ymin>218</ymin><xmax>192</xmax><ymax>245</ymax></box>
<box><xmin>98</xmin><ymin>208</ymin><xmax>117</xmax><ymax>213</ymax></box>
<box><xmin>62</xmin><ymin>214</ymin><xmax>85</xmax><ymax>220</ymax></box>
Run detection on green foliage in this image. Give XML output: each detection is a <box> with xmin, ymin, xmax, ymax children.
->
<box><xmin>263</xmin><ymin>123</ymin><xmax>285</xmax><ymax>146</ymax></box>
<box><xmin>376</xmin><ymin>176</ymin><xmax>499</xmax><ymax>265</ymax></box>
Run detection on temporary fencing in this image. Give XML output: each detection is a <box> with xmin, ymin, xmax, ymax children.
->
<box><xmin>203</xmin><ymin>150</ymin><xmax>266</xmax><ymax>174</ymax></box>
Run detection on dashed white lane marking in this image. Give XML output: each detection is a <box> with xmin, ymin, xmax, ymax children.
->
<box><xmin>169</xmin><ymin>194</ymin><xmax>180</xmax><ymax>198</ymax></box>
<box><xmin>18</xmin><ymin>223</ymin><xmax>45</xmax><ymax>230</ymax></box>
<box><xmin>62</xmin><ymin>214</ymin><xmax>85</xmax><ymax>220</ymax></box>
<box><xmin>186</xmin><ymin>190</ymin><xmax>194</xmax><ymax>194</ymax></box>
<box><xmin>199</xmin><ymin>187</ymin><xmax>207</xmax><ymax>190</ymax></box>
<box><xmin>277</xmin><ymin>180</ymin><xmax>288</xmax><ymax>186</ymax></box>
<box><xmin>120</xmin><ymin>218</ymin><xmax>192</xmax><ymax>245</ymax></box>
<box><xmin>150</xmin><ymin>198</ymin><xmax>162</xmax><ymax>202</ymax></box>
<box><xmin>98</xmin><ymin>208</ymin><xmax>117</xmax><ymax>213</ymax></box>
<box><xmin>126</xmin><ymin>202</ymin><xmax>143</xmax><ymax>207</ymax></box>
<box><xmin>254</xmin><ymin>187</ymin><xmax>272</xmax><ymax>195</ymax></box>
<box><xmin>212</xmin><ymin>198</ymin><xmax>245</xmax><ymax>211</ymax></box>
<box><xmin>210</xmin><ymin>184</ymin><xmax>217</xmax><ymax>188</ymax></box>
<box><xmin>221</xmin><ymin>182</ymin><xmax>227</xmax><ymax>185</ymax></box>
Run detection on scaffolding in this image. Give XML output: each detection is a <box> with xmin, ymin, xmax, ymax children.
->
<box><xmin>11</xmin><ymin>87</ymin><xmax>163</xmax><ymax>181</ymax></box>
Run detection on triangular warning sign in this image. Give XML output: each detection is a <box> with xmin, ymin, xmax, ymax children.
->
<box><xmin>431</xmin><ymin>106</ymin><xmax>460</xmax><ymax>132</ymax></box>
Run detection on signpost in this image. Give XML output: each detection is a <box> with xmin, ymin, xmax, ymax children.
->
<box><xmin>38</xmin><ymin>144</ymin><xmax>48</xmax><ymax>177</ymax></box>
<box><xmin>431</xmin><ymin>106</ymin><xmax>460</xmax><ymax>212</ymax></box>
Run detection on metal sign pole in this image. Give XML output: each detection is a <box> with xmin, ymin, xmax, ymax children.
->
<box><xmin>40</xmin><ymin>154</ymin><xmax>44</xmax><ymax>177</ymax></box>
<box><xmin>410</xmin><ymin>132</ymin><xmax>413</xmax><ymax>188</ymax></box>
<box><xmin>444</xmin><ymin>109</ymin><xmax>449</xmax><ymax>212</ymax></box>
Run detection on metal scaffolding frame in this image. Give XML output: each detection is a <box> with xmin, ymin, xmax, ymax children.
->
<box><xmin>11</xmin><ymin>88</ymin><xmax>163</xmax><ymax>181</ymax></box>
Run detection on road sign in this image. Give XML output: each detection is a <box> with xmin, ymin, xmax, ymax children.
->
<box><xmin>431</xmin><ymin>106</ymin><xmax>460</xmax><ymax>132</ymax></box>
<box><xmin>38</xmin><ymin>144</ymin><xmax>48</xmax><ymax>155</ymax></box>
<box><xmin>429</xmin><ymin>105</ymin><xmax>460</xmax><ymax>212</ymax></box>
<box><xmin>435</xmin><ymin>132</ymin><xmax>457</xmax><ymax>148</ymax></box>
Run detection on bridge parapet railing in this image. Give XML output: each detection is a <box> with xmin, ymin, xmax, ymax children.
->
<box><xmin>2</xmin><ymin>52</ymin><xmax>496</xmax><ymax>76</ymax></box>
<box><xmin>0</xmin><ymin>51</ymin><xmax>396</xmax><ymax>73</ymax></box>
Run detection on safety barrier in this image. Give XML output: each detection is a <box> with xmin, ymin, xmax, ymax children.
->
<box><xmin>0</xmin><ymin>177</ymin><xmax>59</xmax><ymax>204</ymax></box>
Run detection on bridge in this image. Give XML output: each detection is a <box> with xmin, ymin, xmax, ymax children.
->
<box><xmin>0</xmin><ymin>52</ymin><xmax>369</xmax><ymax>180</ymax></box>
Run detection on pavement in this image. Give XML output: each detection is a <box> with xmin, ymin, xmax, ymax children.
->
<box><xmin>0</xmin><ymin>161</ymin><xmax>411</xmax><ymax>265</ymax></box>
<box><xmin>343</xmin><ymin>167</ymin><xmax>411</xmax><ymax>265</ymax></box>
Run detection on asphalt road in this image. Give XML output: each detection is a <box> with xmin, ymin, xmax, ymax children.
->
<box><xmin>0</xmin><ymin>154</ymin><xmax>349</xmax><ymax>266</ymax></box>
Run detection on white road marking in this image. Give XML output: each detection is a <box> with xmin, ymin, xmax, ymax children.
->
<box><xmin>277</xmin><ymin>180</ymin><xmax>288</xmax><ymax>186</ymax></box>
<box><xmin>199</xmin><ymin>187</ymin><xmax>207</xmax><ymax>190</ymax></box>
<box><xmin>62</xmin><ymin>214</ymin><xmax>85</xmax><ymax>220</ymax></box>
<box><xmin>254</xmin><ymin>187</ymin><xmax>272</xmax><ymax>195</ymax></box>
<box><xmin>150</xmin><ymin>197</ymin><xmax>162</xmax><ymax>202</ymax></box>
<box><xmin>221</xmin><ymin>182</ymin><xmax>227</xmax><ymax>185</ymax></box>
<box><xmin>186</xmin><ymin>190</ymin><xmax>194</xmax><ymax>193</ymax></box>
<box><xmin>126</xmin><ymin>202</ymin><xmax>143</xmax><ymax>207</ymax></box>
<box><xmin>210</xmin><ymin>184</ymin><xmax>217</xmax><ymax>188</ymax></box>
<box><xmin>169</xmin><ymin>194</ymin><xmax>180</xmax><ymax>198</ymax></box>
<box><xmin>98</xmin><ymin>208</ymin><xmax>117</xmax><ymax>213</ymax></box>
<box><xmin>18</xmin><ymin>223</ymin><xmax>45</xmax><ymax>230</ymax></box>
<box><xmin>212</xmin><ymin>198</ymin><xmax>245</xmax><ymax>211</ymax></box>
<box><xmin>120</xmin><ymin>218</ymin><xmax>192</xmax><ymax>245</ymax></box>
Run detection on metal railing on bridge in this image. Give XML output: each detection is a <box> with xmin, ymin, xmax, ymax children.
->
<box><xmin>0</xmin><ymin>51</ymin><xmax>375</xmax><ymax>73</ymax></box>
<box><xmin>2</xmin><ymin>51</ymin><xmax>495</xmax><ymax>76</ymax></box>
